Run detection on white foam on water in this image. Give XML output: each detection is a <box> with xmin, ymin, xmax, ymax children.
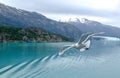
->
<box><xmin>0</xmin><ymin>65</ymin><xmax>13</xmax><ymax>73</ymax></box>
<box><xmin>0</xmin><ymin>62</ymin><xmax>27</xmax><ymax>78</ymax></box>
<box><xmin>13</xmin><ymin>59</ymin><xmax>40</xmax><ymax>78</ymax></box>
<box><xmin>12</xmin><ymin>59</ymin><xmax>40</xmax><ymax>78</ymax></box>
<box><xmin>41</xmin><ymin>56</ymin><xmax>49</xmax><ymax>62</ymax></box>
<box><xmin>49</xmin><ymin>54</ymin><xmax>56</xmax><ymax>60</ymax></box>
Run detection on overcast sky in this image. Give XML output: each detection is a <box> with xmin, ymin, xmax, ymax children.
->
<box><xmin>0</xmin><ymin>0</ymin><xmax>120</xmax><ymax>27</ymax></box>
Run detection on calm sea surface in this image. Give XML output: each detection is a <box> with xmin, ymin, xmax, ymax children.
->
<box><xmin>0</xmin><ymin>39</ymin><xmax>120</xmax><ymax>78</ymax></box>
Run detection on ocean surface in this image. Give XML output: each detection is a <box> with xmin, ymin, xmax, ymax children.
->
<box><xmin>0</xmin><ymin>38</ymin><xmax>120</xmax><ymax>78</ymax></box>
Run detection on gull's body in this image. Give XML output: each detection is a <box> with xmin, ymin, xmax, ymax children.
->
<box><xmin>59</xmin><ymin>32</ymin><xmax>104</xmax><ymax>55</ymax></box>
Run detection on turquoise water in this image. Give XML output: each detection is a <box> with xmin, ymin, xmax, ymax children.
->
<box><xmin>0</xmin><ymin>40</ymin><xmax>120</xmax><ymax>78</ymax></box>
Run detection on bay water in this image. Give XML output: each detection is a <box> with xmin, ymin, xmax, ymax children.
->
<box><xmin>0</xmin><ymin>39</ymin><xmax>120</xmax><ymax>78</ymax></box>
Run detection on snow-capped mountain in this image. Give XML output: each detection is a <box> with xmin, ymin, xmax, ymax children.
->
<box><xmin>68</xmin><ymin>18</ymin><xmax>120</xmax><ymax>37</ymax></box>
<box><xmin>1</xmin><ymin>3</ymin><xmax>120</xmax><ymax>39</ymax></box>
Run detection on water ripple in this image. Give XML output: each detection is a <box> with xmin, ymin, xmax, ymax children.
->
<box><xmin>0</xmin><ymin>42</ymin><xmax>120</xmax><ymax>78</ymax></box>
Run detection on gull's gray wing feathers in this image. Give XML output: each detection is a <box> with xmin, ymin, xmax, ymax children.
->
<box><xmin>59</xmin><ymin>45</ymin><xmax>74</xmax><ymax>55</ymax></box>
<box><xmin>78</xmin><ymin>32</ymin><xmax>104</xmax><ymax>44</ymax></box>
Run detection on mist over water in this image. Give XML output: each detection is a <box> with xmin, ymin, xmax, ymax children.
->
<box><xmin>0</xmin><ymin>38</ymin><xmax>120</xmax><ymax>78</ymax></box>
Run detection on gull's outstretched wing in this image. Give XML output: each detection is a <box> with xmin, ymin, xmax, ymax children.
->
<box><xmin>78</xmin><ymin>32</ymin><xmax>104</xmax><ymax>44</ymax></box>
<box><xmin>59</xmin><ymin>45</ymin><xmax>74</xmax><ymax>55</ymax></box>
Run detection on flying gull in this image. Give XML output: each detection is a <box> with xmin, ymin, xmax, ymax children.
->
<box><xmin>59</xmin><ymin>32</ymin><xmax>104</xmax><ymax>55</ymax></box>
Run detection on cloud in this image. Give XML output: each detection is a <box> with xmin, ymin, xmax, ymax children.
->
<box><xmin>0</xmin><ymin>0</ymin><xmax>120</xmax><ymax>27</ymax></box>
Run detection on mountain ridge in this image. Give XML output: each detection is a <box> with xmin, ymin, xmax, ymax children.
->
<box><xmin>67</xmin><ymin>18</ymin><xmax>120</xmax><ymax>37</ymax></box>
<box><xmin>0</xmin><ymin>3</ymin><xmax>82</xmax><ymax>41</ymax></box>
<box><xmin>0</xmin><ymin>3</ymin><xmax>120</xmax><ymax>40</ymax></box>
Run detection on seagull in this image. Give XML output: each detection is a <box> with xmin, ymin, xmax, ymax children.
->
<box><xmin>59</xmin><ymin>32</ymin><xmax>104</xmax><ymax>55</ymax></box>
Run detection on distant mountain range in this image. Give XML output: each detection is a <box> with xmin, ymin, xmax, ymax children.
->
<box><xmin>0</xmin><ymin>3</ymin><xmax>81</xmax><ymax>41</ymax></box>
<box><xmin>67</xmin><ymin>18</ymin><xmax>120</xmax><ymax>37</ymax></box>
<box><xmin>0</xmin><ymin>3</ymin><xmax>120</xmax><ymax>41</ymax></box>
